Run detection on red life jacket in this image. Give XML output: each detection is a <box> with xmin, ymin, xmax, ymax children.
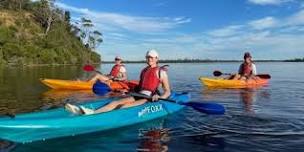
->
<box><xmin>240</xmin><ymin>63</ymin><xmax>252</xmax><ymax>76</ymax></box>
<box><xmin>138</xmin><ymin>66</ymin><xmax>161</xmax><ymax>93</ymax></box>
<box><xmin>110</xmin><ymin>64</ymin><xmax>124</xmax><ymax>78</ymax></box>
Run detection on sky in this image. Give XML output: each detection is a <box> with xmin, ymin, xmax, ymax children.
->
<box><xmin>56</xmin><ymin>0</ymin><xmax>304</xmax><ymax>61</ymax></box>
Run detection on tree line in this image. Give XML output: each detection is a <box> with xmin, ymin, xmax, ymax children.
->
<box><xmin>0</xmin><ymin>0</ymin><xmax>102</xmax><ymax>65</ymax></box>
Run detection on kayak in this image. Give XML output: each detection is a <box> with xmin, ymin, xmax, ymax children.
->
<box><xmin>40</xmin><ymin>79</ymin><xmax>138</xmax><ymax>91</ymax></box>
<box><xmin>199</xmin><ymin>77</ymin><xmax>269</xmax><ymax>88</ymax></box>
<box><xmin>0</xmin><ymin>92</ymin><xmax>190</xmax><ymax>143</ymax></box>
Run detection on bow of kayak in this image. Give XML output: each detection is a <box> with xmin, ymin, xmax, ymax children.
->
<box><xmin>40</xmin><ymin>79</ymin><xmax>93</xmax><ymax>90</ymax></box>
<box><xmin>0</xmin><ymin>92</ymin><xmax>190</xmax><ymax>143</ymax></box>
<box><xmin>199</xmin><ymin>77</ymin><xmax>269</xmax><ymax>88</ymax></box>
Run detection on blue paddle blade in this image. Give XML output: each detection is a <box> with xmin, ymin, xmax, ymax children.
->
<box><xmin>169</xmin><ymin>92</ymin><xmax>191</xmax><ymax>103</ymax></box>
<box><xmin>92</xmin><ymin>80</ymin><xmax>111</xmax><ymax>95</ymax></box>
<box><xmin>184</xmin><ymin>102</ymin><xmax>225</xmax><ymax>115</ymax></box>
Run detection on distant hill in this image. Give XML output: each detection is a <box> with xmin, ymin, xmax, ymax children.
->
<box><xmin>0</xmin><ymin>0</ymin><xmax>101</xmax><ymax>66</ymax></box>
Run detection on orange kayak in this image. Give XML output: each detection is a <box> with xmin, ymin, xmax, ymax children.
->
<box><xmin>40</xmin><ymin>79</ymin><xmax>138</xmax><ymax>90</ymax></box>
<box><xmin>199</xmin><ymin>77</ymin><xmax>269</xmax><ymax>89</ymax></box>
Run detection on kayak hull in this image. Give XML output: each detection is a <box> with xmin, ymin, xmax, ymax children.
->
<box><xmin>199</xmin><ymin>77</ymin><xmax>269</xmax><ymax>88</ymax></box>
<box><xmin>40</xmin><ymin>79</ymin><xmax>138</xmax><ymax>90</ymax></box>
<box><xmin>0</xmin><ymin>92</ymin><xmax>190</xmax><ymax>143</ymax></box>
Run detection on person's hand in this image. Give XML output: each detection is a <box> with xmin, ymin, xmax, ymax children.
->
<box><xmin>152</xmin><ymin>94</ymin><xmax>160</xmax><ymax>102</ymax></box>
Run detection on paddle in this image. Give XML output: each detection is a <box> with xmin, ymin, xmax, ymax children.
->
<box><xmin>129</xmin><ymin>92</ymin><xmax>225</xmax><ymax>115</ymax></box>
<box><xmin>213</xmin><ymin>70</ymin><xmax>271</xmax><ymax>79</ymax></box>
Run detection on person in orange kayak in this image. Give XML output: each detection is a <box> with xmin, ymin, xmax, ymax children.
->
<box><xmin>88</xmin><ymin>56</ymin><xmax>127</xmax><ymax>83</ymax></box>
<box><xmin>66</xmin><ymin>49</ymin><xmax>171</xmax><ymax>115</ymax></box>
<box><xmin>231</xmin><ymin>52</ymin><xmax>257</xmax><ymax>80</ymax></box>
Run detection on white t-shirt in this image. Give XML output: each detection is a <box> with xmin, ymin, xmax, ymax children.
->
<box><xmin>119</xmin><ymin>66</ymin><xmax>126</xmax><ymax>73</ymax></box>
<box><xmin>157</xmin><ymin>69</ymin><xmax>168</xmax><ymax>82</ymax></box>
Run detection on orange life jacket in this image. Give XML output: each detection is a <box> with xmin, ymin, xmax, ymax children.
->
<box><xmin>138</xmin><ymin>66</ymin><xmax>161</xmax><ymax>93</ymax></box>
<box><xmin>110</xmin><ymin>64</ymin><xmax>124</xmax><ymax>78</ymax></box>
<box><xmin>240</xmin><ymin>63</ymin><xmax>252</xmax><ymax>76</ymax></box>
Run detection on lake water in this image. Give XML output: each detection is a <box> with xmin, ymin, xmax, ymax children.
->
<box><xmin>0</xmin><ymin>62</ymin><xmax>304</xmax><ymax>152</ymax></box>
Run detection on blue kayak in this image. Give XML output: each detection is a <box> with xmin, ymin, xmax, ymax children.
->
<box><xmin>0</xmin><ymin>92</ymin><xmax>190</xmax><ymax>143</ymax></box>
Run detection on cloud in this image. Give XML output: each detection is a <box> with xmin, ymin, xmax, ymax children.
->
<box><xmin>56</xmin><ymin>2</ymin><xmax>304</xmax><ymax>60</ymax></box>
<box><xmin>248</xmin><ymin>0</ymin><xmax>293</xmax><ymax>5</ymax></box>
<box><xmin>137</xmin><ymin>9</ymin><xmax>304</xmax><ymax>60</ymax></box>
<box><xmin>249</xmin><ymin>17</ymin><xmax>279</xmax><ymax>30</ymax></box>
<box><xmin>55</xmin><ymin>2</ymin><xmax>191</xmax><ymax>33</ymax></box>
<box><xmin>286</xmin><ymin>9</ymin><xmax>304</xmax><ymax>25</ymax></box>
<box><xmin>208</xmin><ymin>25</ymin><xmax>245</xmax><ymax>37</ymax></box>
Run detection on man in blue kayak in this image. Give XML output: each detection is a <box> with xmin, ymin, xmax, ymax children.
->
<box><xmin>66</xmin><ymin>49</ymin><xmax>171</xmax><ymax>115</ymax></box>
<box><xmin>229</xmin><ymin>52</ymin><xmax>258</xmax><ymax>80</ymax></box>
<box><xmin>88</xmin><ymin>56</ymin><xmax>127</xmax><ymax>84</ymax></box>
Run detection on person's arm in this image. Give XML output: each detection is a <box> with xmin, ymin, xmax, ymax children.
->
<box><xmin>152</xmin><ymin>70</ymin><xmax>171</xmax><ymax>101</ymax></box>
<box><xmin>113</xmin><ymin>72</ymin><xmax>127</xmax><ymax>81</ymax></box>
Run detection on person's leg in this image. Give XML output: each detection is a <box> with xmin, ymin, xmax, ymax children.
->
<box><xmin>232</xmin><ymin>74</ymin><xmax>241</xmax><ymax>80</ymax></box>
<box><xmin>239</xmin><ymin>76</ymin><xmax>247</xmax><ymax>80</ymax></box>
<box><xmin>94</xmin><ymin>97</ymin><xmax>136</xmax><ymax>113</ymax></box>
<box><xmin>120</xmin><ymin>99</ymin><xmax>148</xmax><ymax>108</ymax></box>
<box><xmin>226</xmin><ymin>74</ymin><xmax>236</xmax><ymax>80</ymax></box>
<box><xmin>88</xmin><ymin>73</ymin><xmax>111</xmax><ymax>83</ymax></box>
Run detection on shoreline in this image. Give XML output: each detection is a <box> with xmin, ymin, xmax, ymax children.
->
<box><xmin>101</xmin><ymin>60</ymin><xmax>304</xmax><ymax>64</ymax></box>
<box><xmin>0</xmin><ymin>60</ymin><xmax>303</xmax><ymax>67</ymax></box>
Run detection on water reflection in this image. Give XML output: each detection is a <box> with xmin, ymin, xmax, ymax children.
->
<box><xmin>239</xmin><ymin>89</ymin><xmax>256</xmax><ymax>113</ymax></box>
<box><xmin>201</xmin><ymin>87</ymin><xmax>271</xmax><ymax>113</ymax></box>
<box><xmin>0</xmin><ymin>140</ymin><xmax>16</xmax><ymax>152</ymax></box>
<box><xmin>41</xmin><ymin>89</ymin><xmax>95</xmax><ymax>102</ymax></box>
<box><xmin>137</xmin><ymin>128</ymin><xmax>170</xmax><ymax>152</ymax></box>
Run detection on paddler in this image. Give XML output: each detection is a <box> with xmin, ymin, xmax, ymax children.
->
<box><xmin>88</xmin><ymin>56</ymin><xmax>127</xmax><ymax>84</ymax></box>
<box><xmin>66</xmin><ymin>49</ymin><xmax>171</xmax><ymax>114</ymax></box>
<box><xmin>230</xmin><ymin>52</ymin><xmax>258</xmax><ymax>80</ymax></box>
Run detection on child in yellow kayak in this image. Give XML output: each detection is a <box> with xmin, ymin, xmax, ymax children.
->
<box><xmin>230</xmin><ymin>52</ymin><xmax>258</xmax><ymax>80</ymax></box>
<box><xmin>66</xmin><ymin>49</ymin><xmax>171</xmax><ymax>115</ymax></box>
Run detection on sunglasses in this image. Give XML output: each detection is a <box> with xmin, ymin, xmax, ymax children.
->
<box><xmin>146</xmin><ymin>56</ymin><xmax>156</xmax><ymax>59</ymax></box>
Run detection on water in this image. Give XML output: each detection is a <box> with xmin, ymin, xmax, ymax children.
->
<box><xmin>0</xmin><ymin>62</ymin><xmax>304</xmax><ymax>152</ymax></box>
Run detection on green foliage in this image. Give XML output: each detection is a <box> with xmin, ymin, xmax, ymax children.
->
<box><xmin>284</xmin><ymin>58</ymin><xmax>304</xmax><ymax>62</ymax></box>
<box><xmin>0</xmin><ymin>1</ymin><xmax>101</xmax><ymax>66</ymax></box>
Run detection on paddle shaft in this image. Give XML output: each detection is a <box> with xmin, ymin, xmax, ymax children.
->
<box><xmin>129</xmin><ymin>92</ymin><xmax>225</xmax><ymax>114</ymax></box>
<box><xmin>129</xmin><ymin>92</ymin><xmax>175</xmax><ymax>102</ymax></box>
<box><xmin>213</xmin><ymin>70</ymin><xmax>271</xmax><ymax>79</ymax></box>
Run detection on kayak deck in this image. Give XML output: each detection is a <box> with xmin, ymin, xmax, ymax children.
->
<box><xmin>0</xmin><ymin>92</ymin><xmax>190</xmax><ymax>143</ymax></box>
<box><xmin>199</xmin><ymin>77</ymin><xmax>269</xmax><ymax>88</ymax></box>
<box><xmin>40</xmin><ymin>78</ymin><xmax>138</xmax><ymax>90</ymax></box>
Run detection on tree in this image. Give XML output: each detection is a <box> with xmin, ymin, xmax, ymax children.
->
<box><xmin>32</xmin><ymin>0</ymin><xmax>57</xmax><ymax>35</ymax></box>
<box><xmin>80</xmin><ymin>17</ymin><xmax>93</xmax><ymax>44</ymax></box>
<box><xmin>0</xmin><ymin>0</ymin><xmax>30</xmax><ymax>10</ymax></box>
<box><xmin>89</xmin><ymin>30</ymin><xmax>103</xmax><ymax>50</ymax></box>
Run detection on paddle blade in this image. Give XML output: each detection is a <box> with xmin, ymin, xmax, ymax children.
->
<box><xmin>213</xmin><ymin>71</ymin><xmax>223</xmax><ymax>77</ymax></box>
<box><xmin>92</xmin><ymin>80</ymin><xmax>111</xmax><ymax>95</ymax></box>
<box><xmin>83</xmin><ymin>65</ymin><xmax>95</xmax><ymax>72</ymax></box>
<box><xmin>184</xmin><ymin>102</ymin><xmax>225</xmax><ymax>114</ymax></box>
<box><xmin>257</xmin><ymin>74</ymin><xmax>271</xmax><ymax>79</ymax></box>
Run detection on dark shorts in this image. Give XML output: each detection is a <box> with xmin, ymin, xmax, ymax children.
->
<box><xmin>133</xmin><ymin>96</ymin><xmax>146</xmax><ymax>100</ymax></box>
<box><xmin>132</xmin><ymin>92</ymin><xmax>152</xmax><ymax>101</ymax></box>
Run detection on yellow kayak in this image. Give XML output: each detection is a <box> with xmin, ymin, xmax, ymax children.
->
<box><xmin>40</xmin><ymin>79</ymin><xmax>139</xmax><ymax>90</ymax></box>
<box><xmin>199</xmin><ymin>77</ymin><xmax>269</xmax><ymax>89</ymax></box>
